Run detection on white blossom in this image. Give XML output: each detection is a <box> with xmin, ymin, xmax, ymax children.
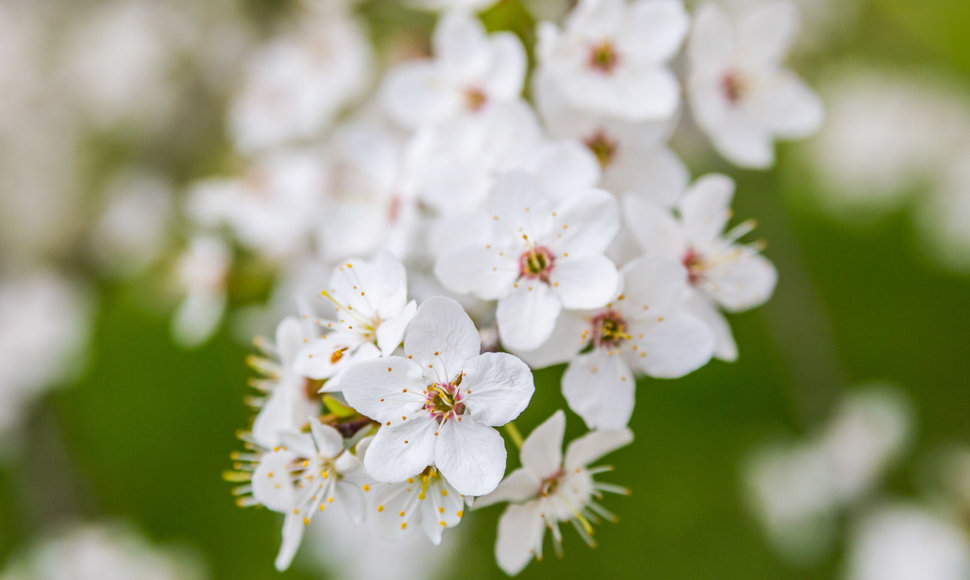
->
<box><xmin>293</xmin><ymin>253</ymin><xmax>416</xmax><ymax>388</ymax></box>
<box><xmin>477</xmin><ymin>411</ymin><xmax>633</xmax><ymax>575</ymax></box>
<box><xmin>171</xmin><ymin>236</ymin><xmax>231</xmax><ymax>348</ymax></box>
<box><xmin>687</xmin><ymin>1</ymin><xmax>823</xmax><ymax>168</ymax></box>
<box><xmin>624</xmin><ymin>174</ymin><xmax>776</xmax><ymax>361</ymax></box>
<box><xmin>435</xmin><ymin>171</ymin><xmax>620</xmax><ymax>351</ymax></box>
<box><xmin>380</xmin><ymin>11</ymin><xmax>526</xmax><ymax>130</ymax></box>
<box><xmin>536</xmin><ymin>0</ymin><xmax>690</xmax><ymax>122</ymax></box>
<box><xmin>340</xmin><ymin>296</ymin><xmax>535</xmax><ymax>496</ymax></box>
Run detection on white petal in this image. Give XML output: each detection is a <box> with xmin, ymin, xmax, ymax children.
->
<box><xmin>495</xmin><ymin>502</ymin><xmax>545</xmax><ymax>576</ymax></box>
<box><xmin>512</xmin><ymin>309</ymin><xmax>589</xmax><ymax>369</ymax></box>
<box><xmin>481</xmin><ymin>33</ymin><xmax>527</xmax><ymax>99</ymax></box>
<box><xmin>340</xmin><ymin>357</ymin><xmax>427</xmax><ymax>423</ymax></box>
<box><xmin>699</xmin><ymin>248</ymin><xmax>777</xmax><ymax>311</ymax></box>
<box><xmin>309</xmin><ymin>418</ymin><xmax>344</xmax><ymax>458</ymax></box>
<box><xmin>562</xmin><ymin>351</ymin><xmax>636</xmax><ymax>430</ymax></box>
<box><xmin>622</xmin><ymin>194</ymin><xmax>689</xmax><ymax>258</ymax></box>
<box><xmin>686</xmin><ymin>291</ymin><xmax>738</xmax><ymax>362</ymax></box>
<box><xmin>335</xmin><ymin>481</ymin><xmax>367</xmax><ymax>525</ymax></box>
<box><xmin>486</xmin><ymin>171</ymin><xmax>556</xmax><ymax>239</ymax></box>
<box><xmin>622</xmin><ymin>254</ymin><xmax>689</xmax><ymax>317</ymax></box>
<box><xmin>274</xmin><ymin>317</ymin><xmax>306</xmax><ymax>367</ymax></box>
<box><xmin>552</xmin><ymin>187</ymin><xmax>620</xmax><ymax>254</ymax></box>
<box><xmin>435</xmin><ymin>418</ymin><xmax>507</xmax><ymax>496</ymax></box>
<box><xmin>274</xmin><ymin>513</ymin><xmax>305</xmax><ymax>571</ymax></box>
<box><xmin>292</xmin><ymin>333</ymin><xmax>367</xmax><ymax>380</ymax></box>
<box><xmin>628</xmin><ymin>312</ymin><xmax>715</xmax><ymax>378</ymax></box>
<box><xmin>496</xmin><ymin>283</ymin><xmax>562</xmax><ymax>351</ymax></box>
<box><xmin>364</xmin><ymin>418</ymin><xmax>438</xmax><ymax>483</ymax></box>
<box><xmin>606</xmin><ymin>144</ymin><xmax>689</xmax><ymax>208</ymax></box>
<box><xmin>253</xmin><ymin>450</ymin><xmax>300</xmax><ymax>512</ymax></box>
<box><xmin>548</xmin><ymin>254</ymin><xmax>619</xmax><ymax>310</ymax></box>
<box><xmin>530</xmin><ymin>140</ymin><xmax>601</xmax><ymax>197</ymax></box>
<box><xmin>751</xmin><ymin>71</ymin><xmax>824</xmax><ymax>138</ymax></box>
<box><xmin>520</xmin><ymin>410</ymin><xmax>565</xmax><ymax>480</ymax></box>
<box><xmin>564</xmin><ymin>427</ymin><xmax>633</xmax><ymax>469</ymax></box>
<box><xmin>376</xmin><ymin>300</ymin><xmax>416</xmax><ymax>357</ymax></box>
<box><xmin>688</xmin><ymin>3</ymin><xmax>734</xmax><ymax>72</ymax></box>
<box><xmin>566</xmin><ymin>0</ymin><xmax>624</xmax><ymax>37</ymax></box>
<box><xmin>434</xmin><ymin>246</ymin><xmax>519</xmax><ymax>300</ymax></box>
<box><xmin>709</xmin><ymin>112</ymin><xmax>776</xmax><ymax>169</ymax></box>
<box><xmin>404</xmin><ymin>296</ymin><xmax>482</xmax><ymax>383</ymax></box>
<box><xmin>380</xmin><ymin>62</ymin><xmax>459</xmax><ymax>129</ymax></box>
<box><xmin>738</xmin><ymin>0</ymin><xmax>799</xmax><ymax>68</ymax></box>
<box><xmin>434</xmin><ymin>10</ymin><xmax>490</xmax><ymax>78</ymax></box>
<box><xmin>679</xmin><ymin>174</ymin><xmax>735</xmax><ymax>242</ymax></box>
<box><xmin>621</xmin><ymin>0</ymin><xmax>690</xmax><ymax>63</ymax></box>
<box><xmin>461</xmin><ymin>352</ymin><xmax>535</xmax><ymax>426</ymax></box>
<box><xmin>475</xmin><ymin>467</ymin><xmax>541</xmax><ymax>508</ymax></box>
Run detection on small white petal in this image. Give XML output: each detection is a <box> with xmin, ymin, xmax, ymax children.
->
<box><xmin>376</xmin><ymin>300</ymin><xmax>416</xmax><ymax>357</ymax></box>
<box><xmin>562</xmin><ymin>350</ymin><xmax>636</xmax><ymax>430</ymax></box>
<box><xmin>475</xmin><ymin>467</ymin><xmax>541</xmax><ymax>508</ymax></box>
<box><xmin>435</xmin><ymin>418</ymin><xmax>507</xmax><ymax>496</ymax></box>
<box><xmin>628</xmin><ymin>312</ymin><xmax>715</xmax><ymax>378</ymax></box>
<box><xmin>496</xmin><ymin>283</ymin><xmax>562</xmax><ymax>351</ymax></box>
<box><xmin>404</xmin><ymin>296</ymin><xmax>483</xmax><ymax>383</ymax></box>
<box><xmin>564</xmin><ymin>427</ymin><xmax>633</xmax><ymax>470</ymax></box>
<box><xmin>253</xmin><ymin>450</ymin><xmax>300</xmax><ymax>512</ymax></box>
<box><xmin>738</xmin><ymin>0</ymin><xmax>799</xmax><ymax>68</ymax></box>
<box><xmin>462</xmin><ymin>352</ymin><xmax>535</xmax><ymax>427</ymax></box>
<box><xmin>434</xmin><ymin>246</ymin><xmax>519</xmax><ymax>300</ymax></box>
<box><xmin>364</xmin><ymin>418</ymin><xmax>438</xmax><ymax>483</ymax></box>
<box><xmin>548</xmin><ymin>254</ymin><xmax>620</xmax><ymax>310</ymax></box>
<box><xmin>495</xmin><ymin>502</ymin><xmax>545</xmax><ymax>575</ymax></box>
<box><xmin>340</xmin><ymin>357</ymin><xmax>426</xmax><ymax>423</ymax></box>
<box><xmin>520</xmin><ymin>410</ymin><xmax>566</xmax><ymax>480</ymax></box>
<box><xmin>699</xmin><ymin>248</ymin><xmax>778</xmax><ymax>312</ymax></box>
<box><xmin>678</xmin><ymin>174</ymin><xmax>735</xmax><ymax>243</ymax></box>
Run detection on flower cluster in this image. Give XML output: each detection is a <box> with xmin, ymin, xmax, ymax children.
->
<box><xmin>206</xmin><ymin>0</ymin><xmax>822</xmax><ymax>574</ymax></box>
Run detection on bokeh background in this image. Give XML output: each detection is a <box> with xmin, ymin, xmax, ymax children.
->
<box><xmin>1</xmin><ymin>0</ymin><xmax>969</xmax><ymax>578</ymax></box>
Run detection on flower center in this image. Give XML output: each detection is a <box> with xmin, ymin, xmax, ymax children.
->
<box><xmin>424</xmin><ymin>382</ymin><xmax>465</xmax><ymax>422</ymax></box>
<box><xmin>591</xmin><ymin>310</ymin><xmax>630</xmax><ymax>349</ymax></box>
<box><xmin>588</xmin><ymin>40</ymin><xmax>619</xmax><ymax>73</ymax></box>
<box><xmin>463</xmin><ymin>87</ymin><xmax>488</xmax><ymax>111</ymax></box>
<box><xmin>584</xmin><ymin>130</ymin><xmax>618</xmax><ymax>168</ymax></box>
<box><xmin>540</xmin><ymin>469</ymin><xmax>565</xmax><ymax>497</ymax></box>
<box><xmin>682</xmin><ymin>249</ymin><xmax>704</xmax><ymax>285</ymax></box>
<box><xmin>518</xmin><ymin>246</ymin><xmax>556</xmax><ymax>282</ymax></box>
<box><xmin>721</xmin><ymin>70</ymin><xmax>746</xmax><ymax>104</ymax></box>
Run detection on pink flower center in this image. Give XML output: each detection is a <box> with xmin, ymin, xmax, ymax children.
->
<box><xmin>463</xmin><ymin>87</ymin><xmax>488</xmax><ymax>111</ymax></box>
<box><xmin>584</xmin><ymin>130</ymin><xmax>618</xmax><ymax>168</ymax></box>
<box><xmin>591</xmin><ymin>310</ymin><xmax>630</xmax><ymax>348</ymax></box>
<box><xmin>588</xmin><ymin>40</ymin><xmax>619</xmax><ymax>74</ymax></box>
<box><xmin>721</xmin><ymin>70</ymin><xmax>746</xmax><ymax>104</ymax></box>
<box><xmin>519</xmin><ymin>246</ymin><xmax>556</xmax><ymax>282</ymax></box>
<box><xmin>682</xmin><ymin>249</ymin><xmax>704</xmax><ymax>285</ymax></box>
<box><xmin>425</xmin><ymin>382</ymin><xmax>465</xmax><ymax>422</ymax></box>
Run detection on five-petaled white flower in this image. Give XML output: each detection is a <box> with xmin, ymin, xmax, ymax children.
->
<box><xmin>380</xmin><ymin>10</ymin><xmax>526</xmax><ymax>130</ymax></box>
<box><xmin>518</xmin><ymin>255</ymin><xmax>715</xmax><ymax>429</ymax></box>
<box><xmin>536</xmin><ymin>0</ymin><xmax>690</xmax><ymax>122</ymax></box>
<box><xmin>362</xmin><ymin>438</ymin><xmax>468</xmax><ymax>544</ymax></box>
<box><xmin>624</xmin><ymin>174</ymin><xmax>777</xmax><ymax>361</ymax></box>
<box><xmin>340</xmin><ymin>296</ymin><xmax>535</xmax><ymax>496</ymax></box>
<box><xmin>294</xmin><ymin>253</ymin><xmax>417</xmax><ymax>388</ymax></box>
<box><xmin>477</xmin><ymin>410</ymin><xmax>633</xmax><ymax>575</ymax></box>
<box><xmin>249</xmin><ymin>419</ymin><xmax>369</xmax><ymax>571</ymax></box>
<box><xmin>435</xmin><ymin>171</ymin><xmax>621</xmax><ymax>351</ymax></box>
<box><xmin>687</xmin><ymin>1</ymin><xmax>823</xmax><ymax>168</ymax></box>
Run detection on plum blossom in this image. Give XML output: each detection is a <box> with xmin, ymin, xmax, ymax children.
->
<box><xmin>435</xmin><ymin>171</ymin><xmax>620</xmax><ymax>351</ymax></box>
<box><xmin>624</xmin><ymin>174</ymin><xmax>776</xmax><ymax>361</ymax></box>
<box><xmin>229</xmin><ymin>11</ymin><xmax>372</xmax><ymax>153</ymax></box>
<box><xmin>536</xmin><ymin>0</ymin><xmax>690</xmax><ymax>122</ymax></box>
<box><xmin>340</xmin><ymin>296</ymin><xmax>535</xmax><ymax>496</ymax></box>
<box><xmin>687</xmin><ymin>1</ymin><xmax>823</xmax><ymax>168</ymax></box>
<box><xmin>476</xmin><ymin>411</ymin><xmax>633</xmax><ymax>575</ymax></box>
<box><xmin>293</xmin><ymin>253</ymin><xmax>417</xmax><ymax>389</ymax></box>
<box><xmin>247</xmin><ymin>419</ymin><xmax>370</xmax><ymax>571</ymax></box>
<box><xmin>248</xmin><ymin>318</ymin><xmax>322</xmax><ymax>449</ymax></box>
<box><xmin>171</xmin><ymin>235</ymin><xmax>231</xmax><ymax>348</ymax></box>
<box><xmin>519</xmin><ymin>255</ymin><xmax>715</xmax><ymax>429</ymax></box>
<box><xmin>380</xmin><ymin>11</ymin><xmax>526</xmax><ymax>130</ymax></box>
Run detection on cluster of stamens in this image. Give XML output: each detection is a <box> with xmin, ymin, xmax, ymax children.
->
<box><xmin>424</xmin><ymin>381</ymin><xmax>465</xmax><ymax>422</ymax></box>
<box><xmin>591</xmin><ymin>310</ymin><xmax>631</xmax><ymax>349</ymax></box>
<box><xmin>720</xmin><ymin>70</ymin><xmax>746</xmax><ymax>104</ymax></box>
<box><xmin>584</xmin><ymin>130</ymin><xmax>618</xmax><ymax>168</ymax></box>
<box><xmin>588</xmin><ymin>40</ymin><xmax>619</xmax><ymax>73</ymax></box>
<box><xmin>463</xmin><ymin>87</ymin><xmax>488</xmax><ymax>111</ymax></box>
<box><xmin>518</xmin><ymin>245</ymin><xmax>556</xmax><ymax>282</ymax></box>
<box><xmin>682</xmin><ymin>248</ymin><xmax>705</xmax><ymax>285</ymax></box>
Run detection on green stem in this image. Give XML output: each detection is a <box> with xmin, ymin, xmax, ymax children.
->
<box><xmin>504</xmin><ymin>421</ymin><xmax>524</xmax><ymax>449</ymax></box>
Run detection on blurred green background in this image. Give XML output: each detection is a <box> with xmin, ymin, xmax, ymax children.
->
<box><xmin>2</xmin><ymin>0</ymin><xmax>970</xmax><ymax>578</ymax></box>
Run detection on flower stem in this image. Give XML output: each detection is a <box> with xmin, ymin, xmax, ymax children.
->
<box><xmin>504</xmin><ymin>421</ymin><xmax>524</xmax><ymax>449</ymax></box>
